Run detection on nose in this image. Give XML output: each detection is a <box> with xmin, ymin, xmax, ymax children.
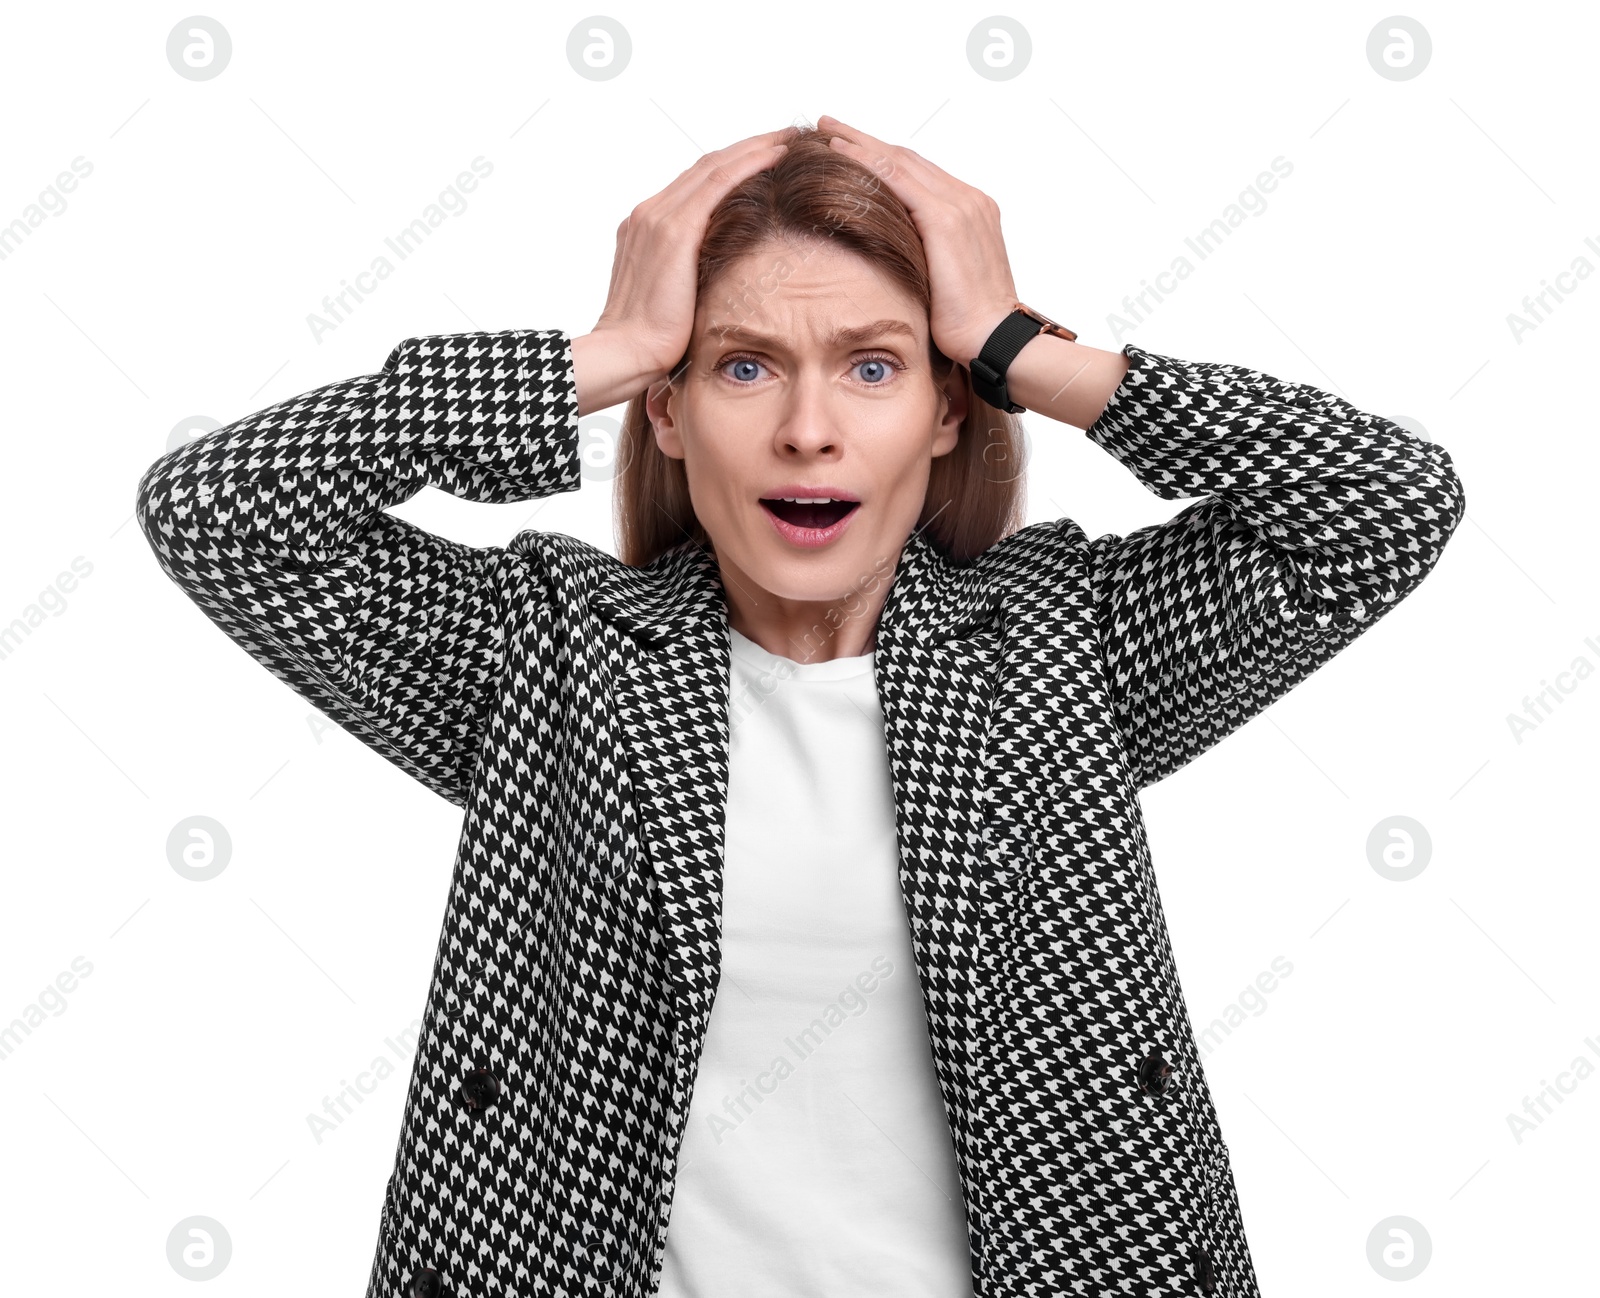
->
<box><xmin>771</xmin><ymin>374</ymin><xmax>843</xmax><ymax>456</ymax></box>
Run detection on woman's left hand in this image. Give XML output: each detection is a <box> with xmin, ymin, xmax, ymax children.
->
<box><xmin>818</xmin><ymin>114</ymin><xmax>1020</xmax><ymax>366</ymax></box>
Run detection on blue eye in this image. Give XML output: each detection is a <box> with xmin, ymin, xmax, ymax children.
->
<box><xmin>850</xmin><ymin>351</ymin><xmax>907</xmax><ymax>383</ymax></box>
<box><xmin>716</xmin><ymin>351</ymin><xmax>907</xmax><ymax>385</ymax></box>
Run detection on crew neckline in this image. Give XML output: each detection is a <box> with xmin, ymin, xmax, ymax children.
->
<box><xmin>728</xmin><ymin>626</ymin><xmax>874</xmax><ymax>681</ymax></box>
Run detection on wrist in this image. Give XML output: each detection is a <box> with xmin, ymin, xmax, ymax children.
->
<box><xmin>962</xmin><ymin>302</ymin><xmax>1081</xmax><ymax>412</ymax></box>
<box><xmin>953</xmin><ymin>304</ymin><xmax>1019</xmax><ymax>367</ymax></box>
<box><xmin>572</xmin><ymin>329</ymin><xmax>667</xmax><ymax>417</ymax></box>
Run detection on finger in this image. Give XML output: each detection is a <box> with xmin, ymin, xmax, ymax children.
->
<box><xmin>753</xmin><ymin>123</ymin><xmax>805</xmax><ymax>144</ymax></box>
<box><xmin>818</xmin><ymin>114</ymin><xmax>902</xmax><ymax>158</ymax></box>
<box><xmin>681</xmin><ymin>130</ymin><xmax>795</xmax><ymax>191</ymax></box>
<box><xmin>823</xmin><ymin>132</ymin><xmax>943</xmax><ymax>217</ymax></box>
<box><xmin>655</xmin><ymin>130</ymin><xmax>787</xmax><ymax>194</ymax></box>
<box><xmin>820</xmin><ymin>118</ymin><xmax>949</xmax><ymax>193</ymax></box>
<box><xmin>819</xmin><ymin>114</ymin><xmax>886</xmax><ymax>149</ymax></box>
<box><xmin>702</xmin><ymin>125</ymin><xmax>803</xmax><ymax>170</ymax></box>
<box><xmin>650</xmin><ymin>128</ymin><xmax>794</xmax><ymax>209</ymax></box>
<box><xmin>666</xmin><ymin>138</ymin><xmax>790</xmax><ymax>222</ymax></box>
<box><xmin>694</xmin><ymin>134</ymin><xmax>793</xmax><ymax>187</ymax></box>
<box><xmin>710</xmin><ymin>124</ymin><xmax>802</xmax><ymax>157</ymax></box>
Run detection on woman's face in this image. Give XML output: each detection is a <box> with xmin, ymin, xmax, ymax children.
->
<box><xmin>646</xmin><ymin>237</ymin><xmax>966</xmax><ymax>643</ymax></box>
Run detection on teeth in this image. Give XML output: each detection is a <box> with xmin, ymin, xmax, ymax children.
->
<box><xmin>779</xmin><ymin>496</ymin><xmax>842</xmax><ymax>503</ymax></box>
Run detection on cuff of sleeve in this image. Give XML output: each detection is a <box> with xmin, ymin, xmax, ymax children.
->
<box><xmin>1083</xmin><ymin>341</ymin><xmax>1168</xmax><ymax>448</ymax></box>
<box><xmin>1082</xmin><ymin>341</ymin><xmax>1224</xmax><ymax>502</ymax></box>
<box><xmin>380</xmin><ymin>329</ymin><xmax>583</xmax><ymax>495</ymax></box>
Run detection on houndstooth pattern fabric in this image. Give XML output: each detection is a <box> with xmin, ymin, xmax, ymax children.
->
<box><xmin>135</xmin><ymin>329</ymin><xmax>1465</xmax><ymax>1297</ymax></box>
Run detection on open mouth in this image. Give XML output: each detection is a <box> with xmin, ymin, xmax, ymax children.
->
<box><xmin>758</xmin><ymin>496</ymin><xmax>862</xmax><ymax>548</ymax></box>
<box><xmin>759</xmin><ymin>498</ymin><xmax>860</xmax><ymax>529</ymax></box>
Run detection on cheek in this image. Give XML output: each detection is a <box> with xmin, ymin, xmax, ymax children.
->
<box><xmin>883</xmin><ymin>425</ymin><xmax>940</xmax><ymax>481</ymax></box>
<box><xmin>681</xmin><ymin>424</ymin><xmax>753</xmax><ymax>506</ymax></box>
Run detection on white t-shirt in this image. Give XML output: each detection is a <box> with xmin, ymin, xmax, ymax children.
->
<box><xmin>656</xmin><ymin>626</ymin><xmax>975</xmax><ymax>1298</ymax></box>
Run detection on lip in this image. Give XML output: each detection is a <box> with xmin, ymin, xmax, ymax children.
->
<box><xmin>758</xmin><ymin>489</ymin><xmax>862</xmax><ymax>550</ymax></box>
<box><xmin>759</xmin><ymin>483</ymin><xmax>861</xmax><ymax>503</ymax></box>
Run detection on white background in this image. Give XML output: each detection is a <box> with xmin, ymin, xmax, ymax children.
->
<box><xmin>1</xmin><ymin>1</ymin><xmax>1593</xmax><ymax>1292</ymax></box>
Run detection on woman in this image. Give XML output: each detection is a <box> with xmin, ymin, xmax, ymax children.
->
<box><xmin>136</xmin><ymin>119</ymin><xmax>1464</xmax><ymax>1298</ymax></box>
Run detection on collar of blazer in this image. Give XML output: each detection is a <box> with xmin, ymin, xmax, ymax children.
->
<box><xmin>577</xmin><ymin>524</ymin><xmax>1007</xmax><ymax>1031</ymax></box>
<box><xmin>585</xmin><ymin>523</ymin><xmax>1003</xmax><ymax>648</ymax></box>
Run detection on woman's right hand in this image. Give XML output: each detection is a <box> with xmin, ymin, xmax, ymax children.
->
<box><xmin>573</xmin><ymin>125</ymin><xmax>797</xmax><ymax>416</ymax></box>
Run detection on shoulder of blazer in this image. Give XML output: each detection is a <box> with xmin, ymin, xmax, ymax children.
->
<box><xmin>508</xmin><ymin>527</ymin><xmax>724</xmax><ymax>647</ymax></box>
<box><xmin>974</xmin><ymin>515</ymin><xmax>1091</xmax><ymax>591</ymax></box>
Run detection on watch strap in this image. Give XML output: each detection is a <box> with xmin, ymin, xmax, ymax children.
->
<box><xmin>969</xmin><ymin>304</ymin><xmax>1077</xmax><ymax>413</ymax></box>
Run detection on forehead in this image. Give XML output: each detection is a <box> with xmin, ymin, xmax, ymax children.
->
<box><xmin>697</xmin><ymin>237</ymin><xmax>924</xmax><ymax>346</ymax></box>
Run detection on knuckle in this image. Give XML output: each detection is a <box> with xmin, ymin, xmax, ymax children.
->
<box><xmin>957</xmin><ymin>190</ymin><xmax>997</xmax><ymax>221</ymax></box>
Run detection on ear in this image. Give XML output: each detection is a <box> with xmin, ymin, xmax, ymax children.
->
<box><xmin>644</xmin><ymin>377</ymin><xmax>686</xmax><ymax>460</ymax></box>
<box><xmin>932</xmin><ymin>367</ymin><xmax>968</xmax><ymax>458</ymax></box>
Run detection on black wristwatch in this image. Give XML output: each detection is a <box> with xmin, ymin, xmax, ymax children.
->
<box><xmin>968</xmin><ymin>303</ymin><xmax>1077</xmax><ymax>413</ymax></box>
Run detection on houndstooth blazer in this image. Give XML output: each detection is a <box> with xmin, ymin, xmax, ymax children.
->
<box><xmin>136</xmin><ymin>328</ymin><xmax>1465</xmax><ymax>1298</ymax></box>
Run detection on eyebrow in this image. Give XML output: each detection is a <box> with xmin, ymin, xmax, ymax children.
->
<box><xmin>704</xmin><ymin>318</ymin><xmax>918</xmax><ymax>350</ymax></box>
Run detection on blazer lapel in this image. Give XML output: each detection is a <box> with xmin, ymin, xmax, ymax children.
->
<box><xmin>589</xmin><ymin>541</ymin><xmax>733</xmax><ymax>1025</ymax></box>
<box><xmin>871</xmin><ymin>530</ymin><xmax>1005</xmax><ymax>1146</ymax></box>
<box><xmin>588</xmin><ymin>529</ymin><xmax>1004</xmax><ymax>1038</ymax></box>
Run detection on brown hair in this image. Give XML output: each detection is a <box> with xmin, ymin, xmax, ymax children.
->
<box><xmin>612</xmin><ymin>124</ymin><xmax>1028</xmax><ymax>569</ymax></box>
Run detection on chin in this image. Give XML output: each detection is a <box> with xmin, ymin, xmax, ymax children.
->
<box><xmin>749</xmin><ymin>532</ymin><xmax>897</xmax><ymax>603</ymax></box>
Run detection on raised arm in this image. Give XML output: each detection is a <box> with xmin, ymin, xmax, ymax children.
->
<box><xmin>135</xmin><ymin>329</ymin><xmax>581</xmax><ymax>808</ymax></box>
<box><xmin>135</xmin><ymin>129</ymin><xmax>800</xmax><ymax>809</ymax></box>
<box><xmin>1072</xmin><ymin>341</ymin><xmax>1466</xmax><ymax>790</ymax></box>
<box><xmin>804</xmin><ymin>116</ymin><xmax>1467</xmax><ymax>791</ymax></box>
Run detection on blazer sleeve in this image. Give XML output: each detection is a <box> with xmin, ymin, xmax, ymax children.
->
<box><xmin>135</xmin><ymin>328</ymin><xmax>581</xmax><ymax>809</ymax></box>
<box><xmin>1080</xmin><ymin>341</ymin><xmax>1466</xmax><ymax>792</ymax></box>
